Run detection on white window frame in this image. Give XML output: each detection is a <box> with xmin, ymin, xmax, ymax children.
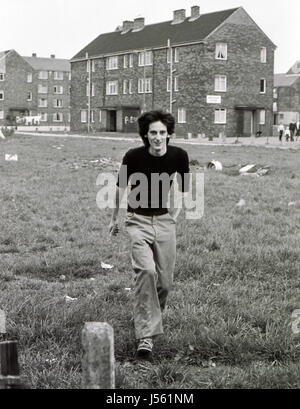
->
<box><xmin>91</xmin><ymin>110</ymin><xmax>95</xmax><ymax>123</ymax></box>
<box><xmin>54</xmin><ymin>71</ymin><xmax>64</xmax><ymax>80</ymax></box>
<box><xmin>27</xmin><ymin>91</ymin><xmax>32</xmax><ymax>101</ymax></box>
<box><xmin>129</xmin><ymin>54</ymin><xmax>133</xmax><ymax>67</ymax></box>
<box><xmin>91</xmin><ymin>60</ymin><xmax>95</xmax><ymax>72</ymax></box>
<box><xmin>91</xmin><ymin>83</ymin><xmax>95</xmax><ymax>97</ymax></box>
<box><xmin>81</xmin><ymin>110</ymin><xmax>87</xmax><ymax>123</ymax></box>
<box><xmin>167</xmin><ymin>49</ymin><xmax>172</xmax><ymax>64</ymax></box>
<box><xmin>138</xmin><ymin>51</ymin><xmax>153</xmax><ymax>66</ymax></box>
<box><xmin>123</xmin><ymin>80</ymin><xmax>128</xmax><ymax>94</ymax></box>
<box><xmin>86</xmin><ymin>60</ymin><xmax>90</xmax><ymax>72</ymax></box>
<box><xmin>38</xmin><ymin>70</ymin><xmax>48</xmax><ymax>80</ymax></box>
<box><xmin>0</xmin><ymin>91</ymin><xmax>4</xmax><ymax>100</ymax></box>
<box><xmin>54</xmin><ymin>85</ymin><xmax>63</xmax><ymax>94</ymax></box>
<box><xmin>53</xmin><ymin>112</ymin><xmax>63</xmax><ymax>122</ymax></box>
<box><xmin>0</xmin><ymin>111</ymin><xmax>4</xmax><ymax>119</ymax></box>
<box><xmin>40</xmin><ymin>113</ymin><xmax>48</xmax><ymax>122</ymax></box>
<box><xmin>178</xmin><ymin>108</ymin><xmax>186</xmax><ymax>124</ymax></box>
<box><xmin>214</xmin><ymin>75</ymin><xmax>227</xmax><ymax>92</ymax></box>
<box><xmin>68</xmin><ymin>113</ymin><xmax>71</xmax><ymax>123</ymax></box>
<box><xmin>86</xmin><ymin>83</ymin><xmax>90</xmax><ymax>97</ymax></box>
<box><xmin>106</xmin><ymin>80</ymin><xmax>118</xmax><ymax>95</ymax></box>
<box><xmin>106</xmin><ymin>56</ymin><xmax>118</xmax><ymax>70</ymax></box>
<box><xmin>124</xmin><ymin>55</ymin><xmax>128</xmax><ymax>68</ymax></box>
<box><xmin>167</xmin><ymin>76</ymin><xmax>171</xmax><ymax>92</ymax></box>
<box><xmin>68</xmin><ymin>72</ymin><xmax>72</xmax><ymax>81</ymax></box>
<box><xmin>53</xmin><ymin>99</ymin><xmax>63</xmax><ymax>108</ymax></box>
<box><xmin>38</xmin><ymin>98</ymin><xmax>48</xmax><ymax>108</ymax></box>
<box><xmin>215</xmin><ymin>43</ymin><xmax>227</xmax><ymax>60</ymax></box>
<box><xmin>129</xmin><ymin>79</ymin><xmax>133</xmax><ymax>94</ymax></box>
<box><xmin>259</xmin><ymin>109</ymin><xmax>266</xmax><ymax>125</ymax></box>
<box><xmin>174</xmin><ymin>47</ymin><xmax>179</xmax><ymax>63</ymax></box>
<box><xmin>260</xmin><ymin>47</ymin><xmax>267</xmax><ymax>63</ymax></box>
<box><xmin>99</xmin><ymin>110</ymin><xmax>102</xmax><ymax>123</ymax></box>
<box><xmin>38</xmin><ymin>84</ymin><xmax>48</xmax><ymax>94</ymax></box>
<box><xmin>214</xmin><ymin>108</ymin><xmax>227</xmax><ymax>124</ymax></box>
<box><xmin>0</xmin><ymin>73</ymin><xmax>4</xmax><ymax>81</ymax></box>
<box><xmin>138</xmin><ymin>78</ymin><xmax>152</xmax><ymax>94</ymax></box>
<box><xmin>260</xmin><ymin>78</ymin><xmax>266</xmax><ymax>94</ymax></box>
<box><xmin>27</xmin><ymin>73</ymin><xmax>32</xmax><ymax>83</ymax></box>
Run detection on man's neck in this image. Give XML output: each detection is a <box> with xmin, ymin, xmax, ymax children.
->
<box><xmin>148</xmin><ymin>146</ymin><xmax>167</xmax><ymax>157</ymax></box>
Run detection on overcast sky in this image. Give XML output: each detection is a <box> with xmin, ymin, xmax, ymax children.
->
<box><xmin>1</xmin><ymin>0</ymin><xmax>298</xmax><ymax>73</ymax></box>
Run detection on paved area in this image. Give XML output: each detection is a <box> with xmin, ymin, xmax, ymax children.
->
<box><xmin>15</xmin><ymin>131</ymin><xmax>300</xmax><ymax>150</ymax></box>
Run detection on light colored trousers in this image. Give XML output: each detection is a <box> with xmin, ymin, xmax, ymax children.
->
<box><xmin>125</xmin><ymin>212</ymin><xmax>176</xmax><ymax>340</ymax></box>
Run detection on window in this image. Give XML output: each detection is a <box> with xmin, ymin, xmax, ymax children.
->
<box><xmin>259</xmin><ymin>110</ymin><xmax>266</xmax><ymax>125</ymax></box>
<box><xmin>91</xmin><ymin>60</ymin><xmax>95</xmax><ymax>72</ymax></box>
<box><xmin>0</xmin><ymin>91</ymin><xmax>4</xmax><ymax>100</ymax></box>
<box><xmin>86</xmin><ymin>60</ymin><xmax>90</xmax><ymax>72</ymax></box>
<box><xmin>167</xmin><ymin>76</ymin><xmax>171</xmax><ymax>92</ymax></box>
<box><xmin>138</xmin><ymin>78</ymin><xmax>152</xmax><ymax>93</ymax></box>
<box><xmin>53</xmin><ymin>113</ymin><xmax>63</xmax><ymax>122</ymax></box>
<box><xmin>27</xmin><ymin>91</ymin><xmax>32</xmax><ymax>101</ymax></box>
<box><xmin>273</xmin><ymin>88</ymin><xmax>278</xmax><ymax>99</ymax></box>
<box><xmin>106</xmin><ymin>80</ymin><xmax>118</xmax><ymax>95</ymax></box>
<box><xmin>106</xmin><ymin>56</ymin><xmax>118</xmax><ymax>70</ymax></box>
<box><xmin>91</xmin><ymin>83</ymin><xmax>95</xmax><ymax>97</ymax></box>
<box><xmin>38</xmin><ymin>71</ymin><xmax>48</xmax><ymax>79</ymax></box>
<box><xmin>129</xmin><ymin>54</ymin><xmax>133</xmax><ymax>67</ymax></box>
<box><xmin>214</xmin><ymin>108</ymin><xmax>227</xmax><ymax>124</ymax></box>
<box><xmin>99</xmin><ymin>110</ymin><xmax>102</xmax><ymax>122</ymax></box>
<box><xmin>68</xmin><ymin>72</ymin><xmax>71</xmax><ymax>81</ymax></box>
<box><xmin>215</xmin><ymin>75</ymin><xmax>227</xmax><ymax>92</ymax></box>
<box><xmin>38</xmin><ymin>98</ymin><xmax>48</xmax><ymax>107</ymax></box>
<box><xmin>178</xmin><ymin>108</ymin><xmax>186</xmax><ymax>123</ymax></box>
<box><xmin>0</xmin><ymin>111</ymin><xmax>4</xmax><ymax>119</ymax></box>
<box><xmin>215</xmin><ymin>43</ymin><xmax>227</xmax><ymax>60</ymax></box>
<box><xmin>138</xmin><ymin>51</ymin><xmax>153</xmax><ymax>66</ymax></box>
<box><xmin>86</xmin><ymin>83</ymin><xmax>89</xmax><ymax>97</ymax></box>
<box><xmin>68</xmin><ymin>113</ymin><xmax>71</xmax><ymax>123</ymax></box>
<box><xmin>174</xmin><ymin>48</ymin><xmax>179</xmax><ymax>63</ymax></box>
<box><xmin>273</xmin><ymin>102</ymin><xmax>277</xmax><ymax>112</ymax></box>
<box><xmin>54</xmin><ymin>71</ymin><xmax>63</xmax><ymax>80</ymax></box>
<box><xmin>260</xmin><ymin>47</ymin><xmax>267</xmax><ymax>63</ymax></box>
<box><xmin>123</xmin><ymin>80</ymin><xmax>128</xmax><ymax>94</ymax></box>
<box><xmin>38</xmin><ymin>84</ymin><xmax>48</xmax><ymax>94</ymax></box>
<box><xmin>40</xmin><ymin>113</ymin><xmax>48</xmax><ymax>122</ymax></box>
<box><xmin>174</xmin><ymin>76</ymin><xmax>179</xmax><ymax>92</ymax></box>
<box><xmin>129</xmin><ymin>79</ymin><xmax>133</xmax><ymax>94</ymax></box>
<box><xmin>260</xmin><ymin>79</ymin><xmax>266</xmax><ymax>94</ymax></box>
<box><xmin>53</xmin><ymin>99</ymin><xmax>63</xmax><ymax>108</ymax></box>
<box><xmin>167</xmin><ymin>49</ymin><xmax>171</xmax><ymax>64</ymax></box>
<box><xmin>27</xmin><ymin>73</ymin><xmax>32</xmax><ymax>83</ymax></box>
<box><xmin>91</xmin><ymin>110</ymin><xmax>95</xmax><ymax>123</ymax></box>
<box><xmin>0</xmin><ymin>73</ymin><xmax>4</xmax><ymax>81</ymax></box>
<box><xmin>54</xmin><ymin>85</ymin><xmax>63</xmax><ymax>94</ymax></box>
<box><xmin>124</xmin><ymin>55</ymin><xmax>128</xmax><ymax>68</ymax></box>
<box><xmin>81</xmin><ymin>110</ymin><xmax>87</xmax><ymax>123</ymax></box>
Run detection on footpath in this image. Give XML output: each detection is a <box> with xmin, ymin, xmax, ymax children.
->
<box><xmin>15</xmin><ymin>131</ymin><xmax>300</xmax><ymax>150</ymax></box>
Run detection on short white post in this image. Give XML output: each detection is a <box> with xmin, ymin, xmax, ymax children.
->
<box><xmin>82</xmin><ymin>322</ymin><xmax>115</xmax><ymax>389</ymax></box>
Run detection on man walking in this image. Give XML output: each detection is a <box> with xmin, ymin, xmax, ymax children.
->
<box><xmin>109</xmin><ymin>110</ymin><xmax>190</xmax><ymax>362</ymax></box>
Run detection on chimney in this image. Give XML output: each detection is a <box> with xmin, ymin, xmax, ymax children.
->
<box><xmin>50</xmin><ymin>54</ymin><xmax>55</xmax><ymax>59</ymax></box>
<box><xmin>32</xmin><ymin>53</ymin><xmax>37</xmax><ymax>57</ymax></box>
<box><xmin>189</xmin><ymin>6</ymin><xmax>200</xmax><ymax>21</ymax></box>
<box><xmin>121</xmin><ymin>20</ymin><xmax>134</xmax><ymax>33</ymax></box>
<box><xmin>172</xmin><ymin>9</ymin><xmax>186</xmax><ymax>24</ymax></box>
<box><xmin>132</xmin><ymin>17</ymin><xmax>145</xmax><ymax>31</ymax></box>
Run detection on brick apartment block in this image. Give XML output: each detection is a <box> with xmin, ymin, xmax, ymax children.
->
<box><xmin>274</xmin><ymin>61</ymin><xmax>300</xmax><ymax>126</ymax></box>
<box><xmin>70</xmin><ymin>6</ymin><xmax>276</xmax><ymax>138</ymax></box>
<box><xmin>0</xmin><ymin>50</ymin><xmax>70</xmax><ymax>130</ymax></box>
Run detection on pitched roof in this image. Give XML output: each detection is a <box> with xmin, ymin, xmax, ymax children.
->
<box><xmin>274</xmin><ymin>73</ymin><xmax>300</xmax><ymax>87</ymax></box>
<box><xmin>23</xmin><ymin>56</ymin><xmax>70</xmax><ymax>72</ymax></box>
<box><xmin>287</xmin><ymin>60</ymin><xmax>300</xmax><ymax>74</ymax></box>
<box><xmin>72</xmin><ymin>8</ymin><xmax>239</xmax><ymax>60</ymax></box>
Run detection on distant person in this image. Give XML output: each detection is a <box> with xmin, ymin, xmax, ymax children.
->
<box><xmin>285</xmin><ymin>127</ymin><xmax>291</xmax><ymax>142</ymax></box>
<box><xmin>278</xmin><ymin>123</ymin><xmax>284</xmax><ymax>142</ymax></box>
<box><xmin>296</xmin><ymin>122</ymin><xmax>300</xmax><ymax>141</ymax></box>
<box><xmin>109</xmin><ymin>110</ymin><xmax>190</xmax><ymax>362</ymax></box>
<box><xmin>289</xmin><ymin>122</ymin><xmax>296</xmax><ymax>141</ymax></box>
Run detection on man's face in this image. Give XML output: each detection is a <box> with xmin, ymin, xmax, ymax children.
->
<box><xmin>146</xmin><ymin>121</ymin><xmax>168</xmax><ymax>154</ymax></box>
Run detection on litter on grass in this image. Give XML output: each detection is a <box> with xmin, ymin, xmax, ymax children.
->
<box><xmin>236</xmin><ymin>199</ymin><xmax>246</xmax><ymax>208</ymax></box>
<box><xmin>207</xmin><ymin>160</ymin><xmax>223</xmax><ymax>171</ymax></box>
<box><xmin>5</xmin><ymin>154</ymin><xmax>18</xmax><ymax>161</ymax></box>
<box><xmin>101</xmin><ymin>261</ymin><xmax>114</xmax><ymax>270</ymax></box>
<box><xmin>65</xmin><ymin>295</ymin><xmax>78</xmax><ymax>303</ymax></box>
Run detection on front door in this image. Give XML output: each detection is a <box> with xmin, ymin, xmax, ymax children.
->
<box><xmin>107</xmin><ymin>110</ymin><xmax>116</xmax><ymax>132</ymax></box>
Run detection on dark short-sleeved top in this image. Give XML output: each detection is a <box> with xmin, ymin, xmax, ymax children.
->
<box><xmin>117</xmin><ymin>145</ymin><xmax>190</xmax><ymax>216</ymax></box>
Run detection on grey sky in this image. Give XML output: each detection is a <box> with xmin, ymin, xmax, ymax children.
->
<box><xmin>1</xmin><ymin>0</ymin><xmax>298</xmax><ymax>73</ymax></box>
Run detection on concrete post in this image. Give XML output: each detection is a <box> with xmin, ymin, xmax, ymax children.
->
<box><xmin>82</xmin><ymin>322</ymin><xmax>115</xmax><ymax>389</ymax></box>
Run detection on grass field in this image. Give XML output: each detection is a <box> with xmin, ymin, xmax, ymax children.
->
<box><xmin>0</xmin><ymin>133</ymin><xmax>300</xmax><ymax>389</ymax></box>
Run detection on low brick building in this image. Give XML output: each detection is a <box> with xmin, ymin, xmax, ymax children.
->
<box><xmin>70</xmin><ymin>6</ymin><xmax>275</xmax><ymax>137</ymax></box>
<box><xmin>0</xmin><ymin>49</ymin><xmax>70</xmax><ymax>130</ymax></box>
<box><xmin>274</xmin><ymin>61</ymin><xmax>300</xmax><ymax>126</ymax></box>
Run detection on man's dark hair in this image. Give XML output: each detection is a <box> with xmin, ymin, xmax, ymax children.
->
<box><xmin>138</xmin><ymin>110</ymin><xmax>175</xmax><ymax>147</ymax></box>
